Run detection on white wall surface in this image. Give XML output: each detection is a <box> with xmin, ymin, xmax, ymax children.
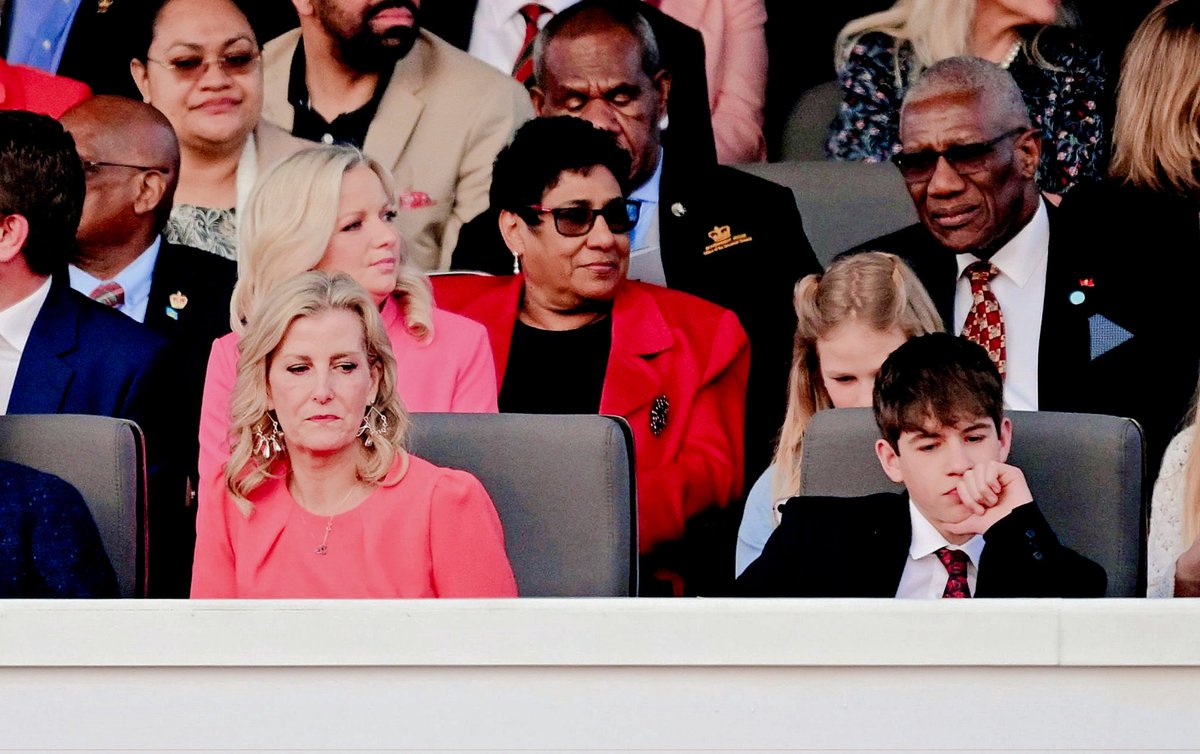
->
<box><xmin>2</xmin><ymin>598</ymin><xmax>1199</xmax><ymax>753</ymax></box>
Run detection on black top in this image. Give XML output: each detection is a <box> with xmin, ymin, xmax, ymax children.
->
<box><xmin>286</xmin><ymin>39</ymin><xmax>390</xmax><ymax>148</ymax></box>
<box><xmin>498</xmin><ymin>316</ymin><xmax>612</xmax><ymax>415</ymax></box>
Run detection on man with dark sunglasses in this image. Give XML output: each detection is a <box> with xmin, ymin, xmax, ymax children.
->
<box><xmin>855</xmin><ymin>55</ymin><xmax>1194</xmax><ymax>471</ymax></box>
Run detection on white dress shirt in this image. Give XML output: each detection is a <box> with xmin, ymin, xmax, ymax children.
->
<box><xmin>953</xmin><ymin>199</ymin><xmax>1050</xmax><ymax>411</ymax></box>
<box><xmin>626</xmin><ymin>150</ymin><xmax>666</xmax><ymax>286</ymax></box>
<box><xmin>467</xmin><ymin>0</ymin><xmax>581</xmax><ymax>75</ymax></box>
<box><xmin>68</xmin><ymin>236</ymin><xmax>162</xmax><ymax>324</ymax></box>
<box><xmin>895</xmin><ymin>499</ymin><xmax>985</xmax><ymax>598</ymax></box>
<box><xmin>0</xmin><ymin>276</ymin><xmax>53</xmax><ymax>414</ymax></box>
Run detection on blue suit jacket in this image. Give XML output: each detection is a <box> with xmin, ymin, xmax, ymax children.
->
<box><xmin>0</xmin><ymin>460</ymin><xmax>117</xmax><ymax>598</ymax></box>
<box><xmin>8</xmin><ymin>276</ymin><xmax>168</xmax><ymax>420</ymax></box>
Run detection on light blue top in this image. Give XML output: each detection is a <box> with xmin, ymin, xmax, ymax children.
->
<box><xmin>6</xmin><ymin>0</ymin><xmax>83</xmax><ymax>73</ymax></box>
<box><xmin>735</xmin><ymin>463</ymin><xmax>786</xmax><ymax>577</ymax></box>
<box><xmin>68</xmin><ymin>236</ymin><xmax>161</xmax><ymax>324</ymax></box>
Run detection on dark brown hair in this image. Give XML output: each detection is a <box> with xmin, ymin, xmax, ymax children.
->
<box><xmin>873</xmin><ymin>333</ymin><xmax>1003</xmax><ymax>451</ymax></box>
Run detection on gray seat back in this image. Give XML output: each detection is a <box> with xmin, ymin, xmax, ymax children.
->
<box><xmin>799</xmin><ymin>408</ymin><xmax>1145</xmax><ymax>596</ymax></box>
<box><xmin>736</xmin><ymin>160</ymin><xmax>917</xmax><ymax>266</ymax></box>
<box><xmin>780</xmin><ymin>80</ymin><xmax>841</xmax><ymax>161</ymax></box>
<box><xmin>0</xmin><ymin>414</ymin><xmax>146</xmax><ymax>597</ymax></box>
<box><xmin>407</xmin><ymin>413</ymin><xmax>637</xmax><ymax>596</ymax></box>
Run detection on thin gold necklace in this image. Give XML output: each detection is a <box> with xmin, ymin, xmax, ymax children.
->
<box><xmin>294</xmin><ymin>483</ymin><xmax>358</xmax><ymax>556</ymax></box>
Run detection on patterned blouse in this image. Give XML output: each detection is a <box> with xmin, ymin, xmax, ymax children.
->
<box><xmin>165</xmin><ymin>204</ymin><xmax>238</xmax><ymax>261</ymax></box>
<box><xmin>826</xmin><ymin>29</ymin><xmax>1110</xmax><ymax>194</ymax></box>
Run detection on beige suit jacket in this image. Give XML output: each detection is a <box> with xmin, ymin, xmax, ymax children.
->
<box><xmin>262</xmin><ymin>29</ymin><xmax>534</xmax><ymax>271</ymax></box>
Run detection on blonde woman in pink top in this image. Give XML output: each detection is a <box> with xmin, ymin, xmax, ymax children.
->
<box><xmin>198</xmin><ymin>146</ymin><xmax>498</xmax><ymax>496</ymax></box>
<box><xmin>192</xmin><ymin>271</ymin><xmax>515</xmax><ymax>598</ymax></box>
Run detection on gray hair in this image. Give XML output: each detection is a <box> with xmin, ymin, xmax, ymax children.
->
<box><xmin>900</xmin><ymin>56</ymin><xmax>1032</xmax><ymax>131</ymax></box>
<box><xmin>533</xmin><ymin>0</ymin><xmax>662</xmax><ymax>87</ymax></box>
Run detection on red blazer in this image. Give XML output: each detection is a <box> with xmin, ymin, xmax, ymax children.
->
<box><xmin>432</xmin><ymin>274</ymin><xmax>750</xmax><ymax>553</ymax></box>
<box><xmin>0</xmin><ymin>59</ymin><xmax>91</xmax><ymax>118</ymax></box>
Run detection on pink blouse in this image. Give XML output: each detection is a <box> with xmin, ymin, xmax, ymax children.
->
<box><xmin>191</xmin><ymin>454</ymin><xmax>518</xmax><ymax>598</ymax></box>
<box><xmin>197</xmin><ymin>296</ymin><xmax>498</xmax><ymax>493</ymax></box>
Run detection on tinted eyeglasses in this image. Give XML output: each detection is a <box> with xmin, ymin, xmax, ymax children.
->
<box><xmin>81</xmin><ymin>160</ymin><xmax>172</xmax><ymax>178</ymax></box>
<box><xmin>525</xmin><ymin>199</ymin><xmax>642</xmax><ymax>237</ymax></box>
<box><xmin>892</xmin><ymin>127</ymin><xmax>1030</xmax><ymax>180</ymax></box>
<box><xmin>145</xmin><ymin>49</ymin><xmax>262</xmax><ymax>80</ymax></box>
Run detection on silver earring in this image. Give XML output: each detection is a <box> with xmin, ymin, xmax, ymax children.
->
<box><xmin>512</xmin><ymin>254</ymin><xmax>521</xmax><ymax>275</ymax></box>
<box><xmin>357</xmin><ymin>405</ymin><xmax>389</xmax><ymax>448</ymax></box>
<box><xmin>254</xmin><ymin>413</ymin><xmax>285</xmax><ymax>459</ymax></box>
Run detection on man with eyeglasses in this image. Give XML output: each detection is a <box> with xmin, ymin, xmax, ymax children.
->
<box><xmin>859</xmin><ymin>55</ymin><xmax>1194</xmax><ymax>470</ymax></box>
<box><xmin>60</xmin><ymin>96</ymin><xmax>237</xmax><ymax>597</ymax></box>
<box><xmin>259</xmin><ymin>0</ymin><xmax>533</xmax><ymax>272</ymax></box>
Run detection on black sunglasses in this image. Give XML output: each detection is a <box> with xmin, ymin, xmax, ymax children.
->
<box><xmin>525</xmin><ymin>199</ymin><xmax>642</xmax><ymax>237</ymax></box>
<box><xmin>892</xmin><ymin>127</ymin><xmax>1031</xmax><ymax>180</ymax></box>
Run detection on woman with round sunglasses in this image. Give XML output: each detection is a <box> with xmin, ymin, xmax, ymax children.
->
<box><xmin>130</xmin><ymin>0</ymin><xmax>307</xmax><ymax>260</ymax></box>
<box><xmin>434</xmin><ymin>117</ymin><xmax>750</xmax><ymax>596</ymax></box>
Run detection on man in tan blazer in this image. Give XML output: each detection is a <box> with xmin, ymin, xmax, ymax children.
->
<box><xmin>262</xmin><ymin>0</ymin><xmax>534</xmax><ymax>271</ymax></box>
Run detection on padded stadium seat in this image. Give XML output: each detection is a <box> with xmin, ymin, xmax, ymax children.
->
<box><xmin>0</xmin><ymin>414</ymin><xmax>147</xmax><ymax>597</ymax></box>
<box><xmin>780</xmin><ymin>79</ymin><xmax>841</xmax><ymax>161</ymax></box>
<box><xmin>736</xmin><ymin>160</ymin><xmax>917</xmax><ymax>266</ymax></box>
<box><xmin>798</xmin><ymin>408</ymin><xmax>1146</xmax><ymax>597</ymax></box>
<box><xmin>407</xmin><ymin>412</ymin><xmax>637</xmax><ymax>596</ymax></box>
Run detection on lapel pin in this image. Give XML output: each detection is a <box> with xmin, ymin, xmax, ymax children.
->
<box><xmin>1079</xmin><ymin>278</ymin><xmax>1095</xmax><ymax>287</ymax></box>
<box><xmin>169</xmin><ymin>291</ymin><xmax>188</xmax><ymax>310</ymax></box>
<box><xmin>670</xmin><ymin>202</ymin><xmax>686</xmax><ymax>217</ymax></box>
<box><xmin>1069</xmin><ymin>291</ymin><xmax>1085</xmax><ymax>306</ymax></box>
<box><xmin>98</xmin><ymin>0</ymin><xmax>114</xmax><ymax>12</ymax></box>
<box><xmin>649</xmin><ymin>395</ymin><xmax>669</xmax><ymax>437</ymax></box>
<box><xmin>165</xmin><ymin>306</ymin><xmax>179</xmax><ymax>321</ymax></box>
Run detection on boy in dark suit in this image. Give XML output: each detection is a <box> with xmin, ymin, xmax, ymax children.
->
<box><xmin>737</xmin><ymin>333</ymin><xmax>1106</xmax><ymax>598</ymax></box>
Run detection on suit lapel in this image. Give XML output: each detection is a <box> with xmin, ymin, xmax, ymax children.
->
<box><xmin>362</xmin><ymin>36</ymin><xmax>431</xmax><ymax>173</ymax></box>
<box><xmin>859</xmin><ymin>494</ymin><xmax>914</xmax><ymax>597</ymax></box>
<box><xmin>8</xmin><ymin>279</ymin><xmax>78</xmax><ymax>414</ymax></box>
<box><xmin>1036</xmin><ymin>208</ymin><xmax>1091</xmax><ymax>410</ymax></box>
<box><xmin>599</xmin><ymin>283</ymin><xmax>673</xmax><ymax>418</ymax></box>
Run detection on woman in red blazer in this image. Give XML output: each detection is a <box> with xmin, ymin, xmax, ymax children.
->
<box><xmin>433</xmin><ymin>118</ymin><xmax>749</xmax><ymax>593</ymax></box>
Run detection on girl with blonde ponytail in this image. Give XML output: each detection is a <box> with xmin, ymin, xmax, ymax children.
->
<box><xmin>735</xmin><ymin>252</ymin><xmax>942</xmax><ymax>576</ymax></box>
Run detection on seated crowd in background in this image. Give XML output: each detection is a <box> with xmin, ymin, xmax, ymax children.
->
<box><xmin>0</xmin><ymin>0</ymin><xmax>1199</xmax><ymax>599</ymax></box>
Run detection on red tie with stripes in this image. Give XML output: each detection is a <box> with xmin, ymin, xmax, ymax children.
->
<box><xmin>512</xmin><ymin>4</ymin><xmax>548</xmax><ymax>85</ymax></box>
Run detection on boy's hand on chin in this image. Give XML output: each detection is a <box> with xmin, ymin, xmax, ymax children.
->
<box><xmin>945</xmin><ymin>461</ymin><xmax>1034</xmax><ymax>536</ymax></box>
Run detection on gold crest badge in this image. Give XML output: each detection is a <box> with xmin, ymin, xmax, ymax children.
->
<box><xmin>704</xmin><ymin>224</ymin><xmax>752</xmax><ymax>255</ymax></box>
<box><xmin>168</xmin><ymin>291</ymin><xmax>188</xmax><ymax>310</ymax></box>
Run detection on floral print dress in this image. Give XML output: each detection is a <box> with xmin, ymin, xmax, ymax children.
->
<box><xmin>165</xmin><ymin>204</ymin><xmax>238</xmax><ymax>261</ymax></box>
<box><xmin>826</xmin><ymin>29</ymin><xmax>1110</xmax><ymax>194</ymax></box>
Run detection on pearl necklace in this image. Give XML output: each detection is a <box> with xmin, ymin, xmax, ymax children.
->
<box><xmin>999</xmin><ymin>40</ymin><xmax>1022</xmax><ymax>70</ymax></box>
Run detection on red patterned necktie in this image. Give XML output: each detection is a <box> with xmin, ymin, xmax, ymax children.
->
<box><xmin>961</xmin><ymin>261</ymin><xmax>1006</xmax><ymax>378</ymax></box>
<box><xmin>512</xmin><ymin>4</ymin><xmax>549</xmax><ymax>85</ymax></box>
<box><xmin>89</xmin><ymin>281</ymin><xmax>125</xmax><ymax>308</ymax></box>
<box><xmin>935</xmin><ymin>547</ymin><xmax>972</xmax><ymax>598</ymax></box>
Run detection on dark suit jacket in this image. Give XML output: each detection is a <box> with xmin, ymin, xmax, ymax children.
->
<box><xmin>8</xmin><ymin>276</ymin><xmax>174</xmax><ymax>593</ymax></box>
<box><xmin>423</xmin><ymin>0</ymin><xmax>718</xmax><ymax>166</ymax></box>
<box><xmin>1</xmin><ymin>0</ymin><xmax>140</xmax><ymax>98</ymax></box>
<box><xmin>856</xmin><ymin>203</ymin><xmax>1198</xmax><ymax>471</ymax></box>
<box><xmin>452</xmin><ymin>160</ymin><xmax>821</xmax><ymax>481</ymax></box>
<box><xmin>0</xmin><ymin>459</ymin><xmax>118</xmax><ymax>598</ymax></box>
<box><xmin>142</xmin><ymin>242</ymin><xmax>236</xmax><ymax>596</ymax></box>
<box><xmin>736</xmin><ymin>492</ymin><xmax>1107</xmax><ymax>597</ymax></box>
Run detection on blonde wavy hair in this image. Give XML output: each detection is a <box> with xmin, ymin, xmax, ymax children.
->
<box><xmin>1110</xmin><ymin>0</ymin><xmax>1200</xmax><ymax>196</ymax></box>
<box><xmin>225</xmin><ymin>271</ymin><xmax>410</xmax><ymax>515</ymax></box>
<box><xmin>231</xmin><ymin>145</ymin><xmax>434</xmax><ymax>339</ymax></box>
<box><xmin>771</xmin><ymin>252</ymin><xmax>943</xmax><ymax>500</ymax></box>
<box><xmin>836</xmin><ymin>0</ymin><xmax>1069</xmax><ymax>83</ymax></box>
